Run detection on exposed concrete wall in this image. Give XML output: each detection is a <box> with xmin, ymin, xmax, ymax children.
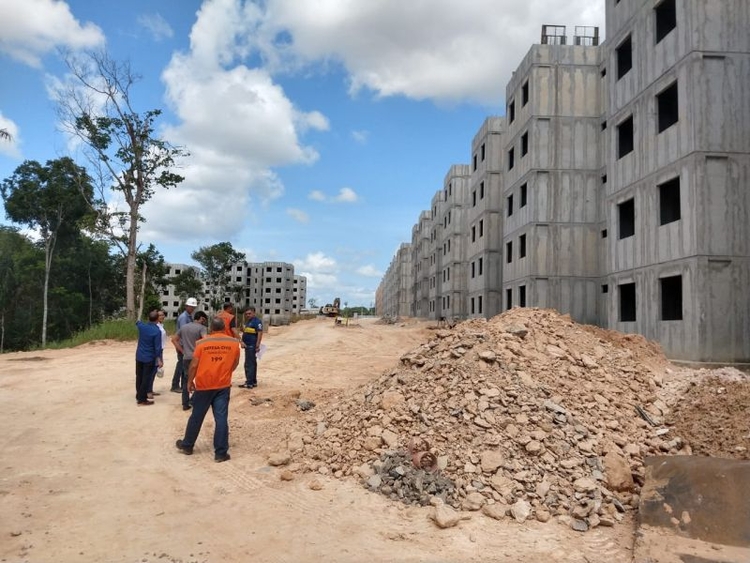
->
<box><xmin>383</xmin><ymin>2</ymin><xmax>750</xmax><ymax>361</ymax></box>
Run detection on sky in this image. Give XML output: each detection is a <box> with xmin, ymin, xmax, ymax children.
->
<box><xmin>0</xmin><ymin>0</ymin><xmax>604</xmax><ymax>308</ymax></box>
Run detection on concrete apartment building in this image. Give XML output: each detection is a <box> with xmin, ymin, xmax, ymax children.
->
<box><xmin>378</xmin><ymin>0</ymin><xmax>750</xmax><ymax>362</ymax></box>
<box><xmin>160</xmin><ymin>261</ymin><xmax>306</xmax><ymax>321</ymax></box>
<box><xmin>380</xmin><ymin>243</ymin><xmax>413</xmax><ymax>318</ymax></box>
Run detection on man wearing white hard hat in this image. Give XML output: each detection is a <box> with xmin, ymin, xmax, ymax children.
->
<box><xmin>171</xmin><ymin>297</ymin><xmax>198</xmax><ymax>392</ymax></box>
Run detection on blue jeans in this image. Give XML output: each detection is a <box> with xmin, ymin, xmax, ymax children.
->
<box><xmin>171</xmin><ymin>352</ymin><xmax>184</xmax><ymax>389</ymax></box>
<box><xmin>180</xmin><ymin>387</ymin><xmax>231</xmax><ymax>457</ymax></box>
<box><xmin>181</xmin><ymin>359</ymin><xmax>193</xmax><ymax>408</ymax></box>
<box><xmin>244</xmin><ymin>346</ymin><xmax>257</xmax><ymax>386</ymax></box>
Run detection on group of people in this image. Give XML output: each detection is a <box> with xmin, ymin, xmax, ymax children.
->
<box><xmin>134</xmin><ymin>300</ymin><xmax>264</xmax><ymax>463</ymax></box>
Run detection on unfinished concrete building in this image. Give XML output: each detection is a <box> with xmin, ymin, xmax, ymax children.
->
<box><xmin>378</xmin><ymin>0</ymin><xmax>750</xmax><ymax>361</ymax></box>
<box><xmin>503</xmin><ymin>25</ymin><xmax>603</xmax><ymax>325</ymax></box>
<box><xmin>437</xmin><ymin>165</ymin><xmax>472</xmax><ymax>320</ymax></box>
<box><xmin>380</xmin><ymin>243</ymin><xmax>412</xmax><ymax>318</ymax></box>
<box><xmin>466</xmin><ymin>118</ymin><xmax>505</xmax><ymax>319</ymax></box>
<box><xmin>160</xmin><ymin>260</ymin><xmax>306</xmax><ymax>322</ymax></box>
<box><xmin>603</xmin><ymin>0</ymin><xmax>750</xmax><ymax>361</ymax></box>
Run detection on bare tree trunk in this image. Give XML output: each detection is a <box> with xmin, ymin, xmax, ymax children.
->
<box><xmin>126</xmin><ymin>209</ymin><xmax>139</xmax><ymax>320</ymax></box>
<box><xmin>88</xmin><ymin>259</ymin><xmax>93</xmax><ymax>327</ymax></box>
<box><xmin>41</xmin><ymin>237</ymin><xmax>55</xmax><ymax>348</ymax></box>
<box><xmin>136</xmin><ymin>262</ymin><xmax>147</xmax><ymax>320</ymax></box>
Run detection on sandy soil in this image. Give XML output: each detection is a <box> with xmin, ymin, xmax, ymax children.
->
<box><xmin>0</xmin><ymin>317</ymin><xmax>636</xmax><ymax>563</ymax></box>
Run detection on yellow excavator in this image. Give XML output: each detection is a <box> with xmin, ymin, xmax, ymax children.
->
<box><xmin>319</xmin><ymin>297</ymin><xmax>341</xmax><ymax>317</ymax></box>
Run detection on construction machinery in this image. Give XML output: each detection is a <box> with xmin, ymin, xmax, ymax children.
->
<box><xmin>319</xmin><ymin>297</ymin><xmax>341</xmax><ymax>317</ymax></box>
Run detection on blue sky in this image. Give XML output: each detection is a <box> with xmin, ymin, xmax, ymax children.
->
<box><xmin>0</xmin><ymin>0</ymin><xmax>604</xmax><ymax>308</ymax></box>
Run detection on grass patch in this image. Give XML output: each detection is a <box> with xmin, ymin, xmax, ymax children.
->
<box><xmin>46</xmin><ymin>319</ymin><xmax>177</xmax><ymax>350</ymax></box>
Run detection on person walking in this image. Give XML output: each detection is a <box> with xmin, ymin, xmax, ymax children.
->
<box><xmin>171</xmin><ymin>311</ymin><xmax>208</xmax><ymax>411</ymax></box>
<box><xmin>216</xmin><ymin>302</ymin><xmax>239</xmax><ymax>339</ymax></box>
<box><xmin>238</xmin><ymin>306</ymin><xmax>263</xmax><ymax>389</ymax></box>
<box><xmin>135</xmin><ymin>310</ymin><xmax>163</xmax><ymax>406</ymax></box>
<box><xmin>171</xmin><ymin>297</ymin><xmax>198</xmax><ymax>392</ymax></box>
<box><xmin>175</xmin><ymin>317</ymin><xmax>240</xmax><ymax>462</ymax></box>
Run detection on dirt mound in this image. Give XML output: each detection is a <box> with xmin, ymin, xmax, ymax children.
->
<box><xmin>667</xmin><ymin>371</ymin><xmax>750</xmax><ymax>459</ymax></box>
<box><xmin>284</xmin><ymin>308</ymin><xmax>695</xmax><ymax>531</ymax></box>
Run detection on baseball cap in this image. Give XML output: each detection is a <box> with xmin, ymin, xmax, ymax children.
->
<box><xmin>185</xmin><ymin>297</ymin><xmax>198</xmax><ymax>307</ymax></box>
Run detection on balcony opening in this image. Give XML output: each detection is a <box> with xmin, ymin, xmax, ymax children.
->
<box><xmin>619</xmin><ymin>282</ymin><xmax>636</xmax><ymax>322</ymax></box>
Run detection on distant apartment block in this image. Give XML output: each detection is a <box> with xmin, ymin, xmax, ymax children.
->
<box><xmin>378</xmin><ymin>1</ymin><xmax>750</xmax><ymax>362</ymax></box>
<box><xmin>160</xmin><ymin>261</ymin><xmax>306</xmax><ymax>321</ymax></box>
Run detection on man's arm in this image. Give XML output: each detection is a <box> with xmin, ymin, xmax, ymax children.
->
<box><xmin>153</xmin><ymin>332</ymin><xmax>163</xmax><ymax>367</ymax></box>
<box><xmin>170</xmin><ymin>331</ymin><xmax>183</xmax><ymax>354</ymax></box>
<box><xmin>187</xmin><ymin>354</ymin><xmax>199</xmax><ymax>392</ymax></box>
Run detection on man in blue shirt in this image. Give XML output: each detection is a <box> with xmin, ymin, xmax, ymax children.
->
<box><xmin>135</xmin><ymin>310</ymin><xmax>163</xmax><ymax>406</ymax></box>
<box><xmin>171</xmin><ymin>297</ymin><xmax>197</xmax><ymax>392</ymax></box>
<box><xmin>239</xmin><ymin>306</ymin><xmax>263</xmax><ymax>389</ymax></box>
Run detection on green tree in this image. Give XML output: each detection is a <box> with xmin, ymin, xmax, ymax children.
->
<box><xmin>57</xmin><ymin>50</ymin><xmax>187</xmax><ymax>320</ymax></box>
<box><xmin>1</xmin><ymin>158</ymin><xmax>95</xmax><ymax>347</ymax></box>
<box><xmin>0</xmin><ymin>227</ymin><xmax>39</xmax><ymax>351</ymax></box>
<box><xmin>170</xmin><ymin>266</ymin><xmax>203</xmax><ymax>303</ymax></box>
<box><xmin>308</xmin><ymin>297</ymin><xmax>318</xmax><ymax>309</ymax></box>
<box><xmin>190</xmin><ymin>242</ymin><xmax>245</xmax><ymax>312</ymax></box>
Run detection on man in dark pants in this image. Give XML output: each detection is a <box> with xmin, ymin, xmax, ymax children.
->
<box><xmin>175</xmin><ymin>318</ymin><xmax>240</xmax><ymax>462</ymax></box>
<box><xmin>171</xmin><ymin>311</ymin><xmax>208</xmax><ymax>411</ymax></box>
<box><xmin>171</xmin><ymin>297</ymin><xmax>197</xmax><ymax>392</ymax></box>
<box><xmin>238</xmin><ymin>306</ymin><xmax>263</xmax><ymax>389</ymax></box>
<box><xmin>135</xmin><ymin>310</ymin><xmax>163</xmax><ymax>406</ymax></box>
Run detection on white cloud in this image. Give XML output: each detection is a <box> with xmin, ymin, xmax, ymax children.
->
<box><xmin>295</xmin><ymin>251</ymin><xmax>337</xmax><ymax>273</ymax></box>
<box><xmin>356</xmin><ymin>264</ymin><xmax>382</xmax><ymax>278</ymax></box>
<box><xmin>140</xmin><ymin>0</ymin><xmax>329</xmax><ymax>241</ymax></box>
<box><xmin>286</xmin><ymin>208</ymin><xmax>309</xmax><ymax>223</ymax></box>
<box><xmin>351</xmin><ymin>129</ymin><xmax>369</xmax><ymax>144</ymax></box>
<box><xmin>333</xmin><ymin>187</ymin><xmax>358</xmax><ymax>203</ymax></box>
<box><xmin>253</xmin><ymin>0</ymin><xmax>605</xmax><ymax>104</ymax></box>
<box><xmin>0</xmin><ymin>113</ymin><xmax>21</xmax><ymax>159</ymax></box>
<box><xmin>138</xmin><ymin>12</ymin><xmax>174</xmax><ymax>42</ymax></box>
<box><xmin>0</xmin><ymin>0</ymin><xmax>105</xmax><ymax>68</ymax></box>
<box><xmin>308</xmin><ymin>190</ymin><xmax>326</xmax><ymax>201</ymax></box>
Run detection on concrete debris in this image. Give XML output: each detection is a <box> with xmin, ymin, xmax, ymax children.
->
<box><xmin>284</xmin><ymin>308</ymin><xmax>716</xmax><ymax>531</ymax></box>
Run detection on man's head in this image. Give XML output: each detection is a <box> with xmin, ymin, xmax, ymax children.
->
<box><xmin>185</xmin><ymin>297</ymin><xmax>198</xmax><ymax>312</ymax></box>
<box><xmin>222</xmin><ymin>303</ymin><xmax>234</xmax><ymax>313</ymax></box>
<box><xmin>194</xmin><ymin>311</ymin><xmax>208</xmax><ymax>324</ymax></box>
<box><xmin>148</xmin><ymin>310</ymin><xmax>159</xmax><ymax>322</ymax></box>
<box><xmin>244</xmin><ymin>306</ymin><xmax>256</xmax><ymax>319</ymax></box>
<box><xmin>211</xmin><ymin>317</ymin><xmax>226</xmax><ymax>333</ymax></box>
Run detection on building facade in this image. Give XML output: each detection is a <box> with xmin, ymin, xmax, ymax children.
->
<box><xmin>160</xmin><ymin>261</ymin><xmax>306</xmax><ymax>322</ymax></box>
<box><xmin>378</xmin><ymin>0</ymin><xmax>750</xmax><ymax>362</ymax></box>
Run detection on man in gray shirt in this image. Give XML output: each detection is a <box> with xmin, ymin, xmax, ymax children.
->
<box><xmin>171</xmin><ymin>311</ymin><xmax>208</xmax><ymax>411</ymax></box>
<box><xmin>171</xmin><ymin>297</ymin><xmax>198</xmax><ymax>392</ymax></box>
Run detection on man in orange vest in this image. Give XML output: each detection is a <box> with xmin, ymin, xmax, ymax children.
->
<box><xmin>175</xmin><ymin>317</ymin><xmax>240</xmax><ymax>462</ymax></box>
<box><xmin>216</xmin><ymin>302</ymin><xmax>239</xmax><ymax>339</ymax></box>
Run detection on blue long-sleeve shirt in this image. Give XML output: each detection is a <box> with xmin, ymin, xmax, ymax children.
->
<box><xmin>135</xmin><ymin>320</ymin><xmax>163</xmax><ymax>362</ymax></box>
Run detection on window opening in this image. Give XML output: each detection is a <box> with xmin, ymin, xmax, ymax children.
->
<box><xmin>660</xmin><ymin>275</ymin><xmax>683</xmax><ymax>320</ymax></box>
<box><xmin>617</xmin><ymin>115</ymin><xmax>634</xmax><ymax>158</ymax></box>
<box><xmin>619</xmin><ymin>282</ymin><xmax>636</xmax><ymax>322</ymax></box>
<box><xmin>618</xmin><ymin>198</ymin><xmax>635</xmax><ymax>239</ymax></box>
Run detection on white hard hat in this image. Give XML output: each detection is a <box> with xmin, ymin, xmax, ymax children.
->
<box><xmin>185</xmin><ymin>297</ymin><xmax>198</xmax><ymax>307</ymax></box>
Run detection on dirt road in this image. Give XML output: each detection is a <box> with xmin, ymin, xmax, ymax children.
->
<box><xmin>0</xmin><ymin>317</ymin><xmax>635</xmax><ymax>562</ymax></box>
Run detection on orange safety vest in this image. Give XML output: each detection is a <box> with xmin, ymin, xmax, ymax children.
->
<box><xmin>216</xmin><ymin>310</ymin><xmax>236</xmax><ymax>338</ymax></box>
<box><xmin>191</xmin><ymin>335</ymin><xmax>240</xmax><ymax>390</ymax></box>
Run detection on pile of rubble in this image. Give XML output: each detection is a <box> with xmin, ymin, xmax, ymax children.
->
<box><xmin>286</xmin><ymin>308</ymin><xmax>688</xmax><ymax>531</ymax></box>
